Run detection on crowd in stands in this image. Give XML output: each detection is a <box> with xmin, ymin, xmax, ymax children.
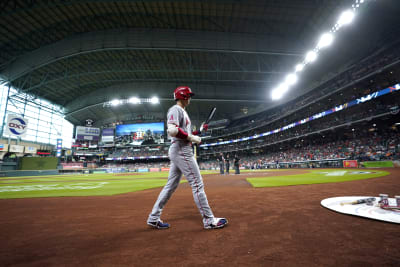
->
<box><xmin>107</xmin><ymin>147</ymin><xmax>168</xmax><ymax>158</ymax></box>
<box><xmin>199</xmin><ymin>125</ymin><xmax>400</xmax><ymax>170</ymax></box>
<box><xmin>209</xmin><ymin>41</ymin><xmax>400</xmax><ymax>139</ymax></box>
<box><xmin>201</xmin><ymin>89</ymin><xmax>400</xmax><ymax>155</ymax></box>
<box><xmin>100</xmin><ymin>161</ymin><xmax>170</xmax><ymax>170</ymax></box>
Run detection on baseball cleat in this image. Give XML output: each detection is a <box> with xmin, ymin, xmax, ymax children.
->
<box><xmin>204</xmin><ymin>217</ymin><xmax>228</xmax><ymax>229</ymax></box>
<box><xmin>147</xmin><ymin>220</ymin><xmax>170</xmax><ymax>229</ymax></box>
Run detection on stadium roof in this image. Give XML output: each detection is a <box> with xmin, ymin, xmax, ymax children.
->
<box><xmin>0</xmin><ymin>0</ymin><xmax>399</xmax><ymax>127</ymax></box>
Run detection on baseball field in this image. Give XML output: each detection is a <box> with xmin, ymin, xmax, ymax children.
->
<box><xmin>0</xmin><ymin>168</ymin><xmax>399</xmax><ymax>266</ymax></box>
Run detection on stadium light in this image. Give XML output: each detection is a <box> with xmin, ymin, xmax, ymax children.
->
<box><xmin>337</xmin><ymin>10</ymin><xmax>355</xmax><ymax>26</ymax></box>
<box><xmin>285</xmin><ymin>74</ymin><xmax>298</xmax><ymax>85</ymax></box>
<box><xmin>295</xmin><ymin>64</ymin><xmax>304</xmax><ymax>72</ymax></box>
<box><xmin>111</xmin><ymin>99</ymin><xmax>120</xmax><ymax>106</ymax></box>
<box><xmin>317</xmin><ymin>33</ymin><xmax>334</xmax><ymax>49</ymax></box>
<box><xmin>150</xmin><ymin>96</ymin><xmax>159</xmax><ymax>104</ymax></box>
<box><xmin>271</xmin><ymin>84</ymin><xmax>289</xmax><ymax>100</ymax></box>
<box><xmin>305</xmin><ymin>51</ymin><xmax>317</xmax><ymax>63</ymax></box>
<box><xmin>271</xmin><ymin>89</ymin><xmax>283</xmax><ymax>100</ymax></box>
<box><xmin>129</xmin><ymin>97</ymin><xmax>141</xmax><ymax>104</ymax></box>
<box><xmin>270</xmin><ymin>0</ymin><xmax>365</xmax><ymax>101</ymax></box>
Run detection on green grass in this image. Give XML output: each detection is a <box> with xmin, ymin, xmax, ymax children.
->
<box><xmin>0</xmin><ymin>172</ymin><xmax>188</xmax><ymax>199</ymax></box>
<box><xmin>247</xmin><ymin>169</ymin><xmax>390</xmax><ymax>188</ymax></box>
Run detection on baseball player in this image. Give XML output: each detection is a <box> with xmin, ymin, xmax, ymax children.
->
<box><xmin>234</xmin><ymin>154</ymin><xmax>240</xmax><ymax>174</ymax></box>
<box><xmin>225</xmin><ymin>154</ymin><xmax>230</xmax><ymax>174</ymax></box>
<box><xmin>147</xmin><ymin>86</ymin><xmax>228</xmax><ymax>230</ymax></box>
<box><xmin>217</xmin><ymin>152</ymin><xmax>225</xmax><ymax>175</ymax></box>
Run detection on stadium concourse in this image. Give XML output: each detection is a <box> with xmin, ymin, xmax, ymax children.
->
<box><xmin>1</xmin><ymin>0</ymin><xmax>400</xmax><ymax>266</ymax></box>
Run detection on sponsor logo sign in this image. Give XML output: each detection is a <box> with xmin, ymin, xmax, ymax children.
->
<box><xmin>61</xmin><ymin>163</ymin><xmax>84</xmax><ymax>169</ymax></box>
<box><xmin>343</xmin><ymin>160</ymin><xmax>358</xmax><ymax>168</ymax></box>
<box><xmin>4</xmin><ymin>115</ymin><xmax>29</xmax><ymax>137</ymax></box>
<box><xmin>0</xmin><ymin>144</ymin><xmax>8</xmax><ymax>151</ymax></box>
<box><xmin>56</xmin><ymin>139</ymin><xmax>62</xmax><ymax>157</ymax></box>
<box><xmin>25</xmin><ymin>146</ymin><xmax>37</xmax><ymax>154</ymax></box>
<box><xmin>9</xmin><ymin>145</ymin><xmax>24</xmax><ymax>153</ymax></box>
<box><xmin>102</xmin><ymin>128</ymin><xmax>114</xmax><ymax>142</ymax></box>
<box><xmin>75</xmin><ymin>126</ymin><xmax>100</xmax><ymax>141</ymax></box>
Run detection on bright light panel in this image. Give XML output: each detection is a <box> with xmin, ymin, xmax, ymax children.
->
<box><xmin>271</xmin><ymin>89</ymin><xmax>284</xmax><ymax>100</ymax></box>
<box><xmin>111</xmin><ymin>99</ymin><xmax>120</xmax><ymax>106</ymax></box>
<box><xmin>318</xmin><ymin>33</ymin><xmax>334</xmax><ymax>48</ymax></box>
<box><xmin>305</xmin><ymin>51</ymin><xmax>317</xmax><ymax>63</ymax></box>
<box><xmin>129</xmin><ymin>97</ymin><xmax>141</xmax><ymax>104</ymax></box>
<box><xmin>285</xmin><ymin>74</ymin><xmax>298</xmax><ymax>85</ymax></box>
<box><xmin>295</xmin><ymin>64</ymin><xmax>304</xmax><ymax>72</ymax></box>
<box><xmin>271</xmin><ymin>83</ymin><xmax>289</xmax><ymax>100</ymax></box>
<box><xmin>150</xmin><ymin>96</ymin><xmax>159</xmax><ymax>104</ymax></box>
<box><xmin>338</xmin><ymin>10</ymin><xmax>355</xmax><ymax>26</ymax></box>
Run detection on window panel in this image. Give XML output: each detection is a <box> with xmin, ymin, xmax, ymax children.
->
<box><xmin>23</xmin><ymin>135</ymin><xmax>36</xmax><ymax>142</ymax></box>
<box><xmin>38</xmin><ymin>119</ymin><xmax>50</xmax><ymax>127</ymax></box>
<box><xmin>25</xmin><ymin>113</ymin><xmax>38</xmax><ymax>120</ymax></box>
<box><xmin>25</xmin><ymin>104</ymin><xmax>38</xmax><ymax>112</ymax></box>
<box><xmin>37</xmin><ymin>131</ymin><xmax>49</xmax><ymax>138</ymax></box>
<box><xmin>7</xmin><ymin>105</ymin><xmax>19</xmax><ymax>114</ymax></box>
<box><xmin>37</xmin><ymin>136</ymin><xmax>49</xmax><ymax>144</ymax></box>
<box><xmin>3</xmin><ymin>89</ymin><xmax>74</xmax><ymax>148</ymax></box>
<box><xmin>39</xmin><ymin>114</ymin><xmax>52</xmax><ymax>122</ymax></box>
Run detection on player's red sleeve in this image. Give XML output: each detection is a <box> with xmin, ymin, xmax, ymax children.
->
<box><xmin>176</xmin><ymin>127</ymin><xmax>189</xmax><ymax>139</ymax></box>
<box><xmin>192</xmin><ymin>130</ymin><xmax>200</xmax><ymax>136</ymax></box>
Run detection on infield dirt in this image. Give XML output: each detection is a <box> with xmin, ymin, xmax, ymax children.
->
<box><xmin>0</xmin><ymin>168</ymin><xmax>399</xmax><ymax>266</ymax></box>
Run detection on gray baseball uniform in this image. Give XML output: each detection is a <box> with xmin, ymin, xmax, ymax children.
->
<box><xmin>147</xmin><ymin>104</ymin><xmax>215</xmax><ymax>227</ymax></box>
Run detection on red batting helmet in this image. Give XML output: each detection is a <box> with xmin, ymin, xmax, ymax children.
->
<box><xmin>174</xmin><ymin>86</ymin><xmax>194</xmax><ymax>100</ymax></box>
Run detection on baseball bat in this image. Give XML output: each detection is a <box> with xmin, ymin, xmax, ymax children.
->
<box><xmin>340</xmin><ymin>197</ymin><xmax>376</xmax><ymax>206</ymax></box>
<box><xmin>195</xmin><ymin>107</ymin><xmax>216</xmax><ymax>161</ymax></box>
<box><xmin>200</xmin><ymin>107</ymin><xmax>216</xmax><ymax>132</ymax></box>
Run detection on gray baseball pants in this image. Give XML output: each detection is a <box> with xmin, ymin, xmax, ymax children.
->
<box><xmin>147</xmin><ymin>142</ymin><xmax>214</xmax><ymax>226</ymax></box>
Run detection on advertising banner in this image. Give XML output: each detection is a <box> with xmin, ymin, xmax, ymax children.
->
<box><xmin>343</xmin><ymin>160</ymin><xmax>358</xmax><ymax>168</ymax></box>
<box><xmin>25</xmin><ymin>146</ymin><xmax>37</xmax><ymax>154</ymax></box>
<box><xmin>61</xmin><ymin>163</ymin><xmax>84</xmax><ymax>169</ymax></box>
<box><xmin>4</xmin><ymin>115</ymin><xmax>29</xmax><ymax>138</ymax></box>
<box><xmin>9</xmin><ymin>145</ymin><xmax>24</xmax><ymax>153</ymax></box>
<box><xmin>149</xmin><ymin>168</ymin><xmax>160</xmax><ymax>172</ymax></box>
<box><xmin>102</xmin><ymin>128</ymin><xmax>114</xmax><ymax>142</ymax></box>
<box><xmin>56</xmin><ymin>139</ymin><xmax>62</xmax><ymax>157</ymax></box>
<box><xmin>0</xmin><ymin>144</ymin><xmax>8</xmax><ymax>152</ymax></box>
<box><xmin>75</xmin><ymin>126</ymin><xmax>100</xmax><ymax>141</ymax></box>
<box><xmin>161</xmin><ymin>168</ymin><xmax>170</xmax><ymax>171</ymax></box>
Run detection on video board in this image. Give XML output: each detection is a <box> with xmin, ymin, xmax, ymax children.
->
<box><xmin>115</xmin><ymin>122</ymin><xmax>164</xmax><ymax>145</ymax></box>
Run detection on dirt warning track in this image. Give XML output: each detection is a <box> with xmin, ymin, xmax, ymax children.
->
<box><xmin>0</xmin><ymin>168</ymin><xmax>399</xmax><ymax>266</ymax></box>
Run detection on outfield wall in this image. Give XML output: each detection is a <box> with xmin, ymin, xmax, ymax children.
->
<box><xmin>360</xmin><ymin>161</ymin><xmax>394</xmax><ymax>168</ymax></box>
<box><xmin>0</xmin><ymin>170</ymin><xmax>59</xmax><ymax>177</ymax></box>
<box><xmin>19</xmin><ymin>157</ymin><xmax>58</xmax><ymax>170</ymax></box>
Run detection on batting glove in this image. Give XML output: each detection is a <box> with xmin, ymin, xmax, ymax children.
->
<box><xmin>200</xmin><ymin>123</ymin><xmax>209</xmax><ymax>132</ymax></box>
<box><xmin>188</xmin><ymin>134</ymin><xmax>201</xmax><ymax>144</ymax></box>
